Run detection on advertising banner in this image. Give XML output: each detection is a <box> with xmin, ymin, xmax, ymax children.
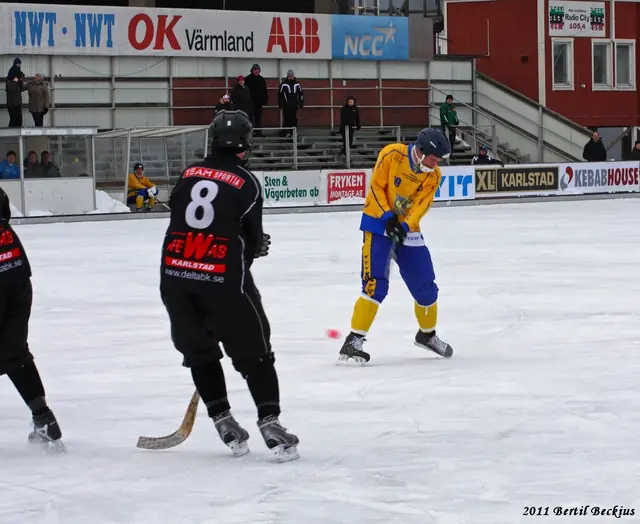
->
<box><xmin>475</xmin><ymin>165</ymin><xmax>559</xmax><ymax>197</ymax></box>
<box><xmin>549</xmin><ymin>1</ymin><xmax>605</xmax><ymax>38</ymax></box>
<box><xmin>323</xmin><ymin>169</ymin><xmax>369</xmax><ymax>204</ymax></box>
<box><xmin>331</xmin><ymin>15</ymin><xmax>408</xmax><ymax>61</ymax></box>
<box><xmin>435</xmin><ymin>166</ymin><xmax>475</xmax><ymax>201</ymax></box>
<box><xmin>2</xmin><ymin>3</ymin><xmax>332</xmax><ymax>58</ymax></box>
<box><xmin>262</xmin><ymin>171</ymin><xmax>320</xmax><ymax>207</ymax></box>
<box><xmin>558</xmin><ymin>162</ymin><xmax>639</xmax><ymax>194</ymax></box>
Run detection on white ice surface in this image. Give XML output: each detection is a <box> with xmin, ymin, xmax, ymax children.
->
<box><xmin>1</xmin><ymin>199</ymin><xmax>640</xmax><ymax>524</ymax></box>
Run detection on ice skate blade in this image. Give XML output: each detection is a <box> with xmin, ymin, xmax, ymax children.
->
<box><xmin>336</xmin><ymin>354</ymin><xmax>367</xmax><ymax>367</ymax></box>
<box><xmin>271</xmin><ymin>444</ymin><xmax>300</xmax><ymax>463</ymax></box>
<box><xmin>228</xmin><ymin>440</ymin><xmax>250</xmax><ymax>457</ymax></box>
<box><xmin>414</xmin><ymin>341</ymin><xmax>453</xmax><ymax>359</ymax></box>
<box><xmin>30</xmin><ymin>437</ymin><xmax>66</xmax><ymax>454</ymax></box>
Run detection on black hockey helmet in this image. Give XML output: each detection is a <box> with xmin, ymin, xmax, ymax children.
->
<box><xmin>133</xmin><ymin>162</ymin><xmax>144</xmax><ymax>172</ymax></box>
<box><xmin>209</xmin><ymin>110</ymin><xmax>253</xmax><ymax>154</ymax></box>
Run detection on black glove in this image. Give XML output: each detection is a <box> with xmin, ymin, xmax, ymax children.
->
<box><xmin>384</xmin><ymin>214</ymin><xmax>407</xmax><ymax>245</ymax></box>
<box><xmin>255</xmin><ymin>232</ymin><xmax>271</xmax><ymax>258</ymax></box>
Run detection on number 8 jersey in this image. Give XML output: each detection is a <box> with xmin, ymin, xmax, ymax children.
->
<box><xmin>160</xmin><ymin>155</ymin><xmax>264</xmax><ymax>294</ymax></box>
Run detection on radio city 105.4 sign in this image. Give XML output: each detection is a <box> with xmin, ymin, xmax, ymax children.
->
<box><xmin>548</xmin><ymin>1</ymin><xmax>605</xmax><ymax>37</ymax></box>
<box><xmin>2</xmin><ymin>3</ymin><xmax>332</xmax><ymax>58</ymax></box>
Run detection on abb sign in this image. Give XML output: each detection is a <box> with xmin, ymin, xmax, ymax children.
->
<box><xmin>267</xmin><ymin>16</ymin><xmax>320</xmax><ymax>54</ymax></box>
<box><xmin>326</xmin><ymin>171</ymin><xmax>367</xmax><ymax>203</ymax></box>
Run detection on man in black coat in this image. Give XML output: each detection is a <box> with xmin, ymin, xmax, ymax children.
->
<box><xmin>278</xmin><ymin>70</ymin><xmax>303</xmax><ymax>137</ymax></box>
<box><xmin>230</xmin><ymin>76</ymin><xmax>253</xmax><ymax>123</ymax></box>
<box><xmin>244</xmin><ymin>64</ymin><xmax>268</xmax><ymax>135</ymax></box>
<box><xmin>471</xmin><ymin>145</ymin><xmax>503</xmax><ymax>166</ymax></box>
<box><xmin>582</xmin><ymin>131</ymin><xmax>607</xmax><ymax>162</ymax></box>
<box><xmin>339</xmin><ymin>96</ymin><xmax>360</xmax><ymax>155</ymax></box>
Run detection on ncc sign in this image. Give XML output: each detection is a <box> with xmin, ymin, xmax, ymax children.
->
<box><xmin>331</xmin><ymin>15</ymin><xmax>409</xmax><ymax>60</ymax></box>
<box><xmin>2</xmin><ymin>3</ymin><xmax>332</xmax><ymax>58</ymax></box>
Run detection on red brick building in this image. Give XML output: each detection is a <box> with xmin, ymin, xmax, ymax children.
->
<box><xmin>442</xmin><ymin>0</ymin><xmax>638</xmax><ymax>128</ymax></box>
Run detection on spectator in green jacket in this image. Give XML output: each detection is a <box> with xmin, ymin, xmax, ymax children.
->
<box><xmin>440</xmin><ymin>94</ymin><xmax>459</xmax><ymax>151</ymax></box>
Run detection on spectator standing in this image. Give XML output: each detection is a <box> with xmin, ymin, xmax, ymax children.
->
<box><xmin>244</xmin><ymin>64</ymin><xmax>268</xmax><ymax>135</ymax></box>
<box><xmin>471</xmin><ymin>145</ymin><xmax>503</xmax><ymax>166</ymax></box>
<box><xmin>630</xmin><ymin>140</ymin><xmax>640</xmax><ymax>160</ymax></box>
<box><xmin>40</xmin><ymin>151</ymin><xmax>61</xmax><ymax>177</ymax></box>
<box><xmin>582</xmin><ymin>131</ymin><xmax>607</xmax><ymax>162</ymax></box>
<box><xmin>5</xmin><ymin>58</ymin><xmax>25</xmax><ymax>128</ymax></box>
<box><xmin>0</xmin><ymin>151</ymin><xmax>20</xmax><ymax>179</ymax></box>
<box><xmin>439</xmin><ymin>94</ymin><xmax>459</xmax><ymax>149</ymax></box>
<box><xmin>26</xmin><ymin>73</ymin><xmax>49</xmax><ymax>128</ymax></box>
<box><xmin>230</xmin><ymin>76</ymin><xmax>253</xmax><ymax>122</ymax></box>
<box><xmin>339</xmin><ymin>96</ymin><xmax>361</xmax><ymax>156</ymax></box>
<box><xmin>214</xmin><ymin>94</ymin><xmax>234</xmax><ymax>115</ymax></box>
<box><xmin>278</xmin><ymin>70</ymin><xmax>304</xmax><ymax>137</ymax></box>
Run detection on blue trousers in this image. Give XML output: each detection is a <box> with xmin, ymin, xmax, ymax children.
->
<box><xmin>127</xmin><ymin>188</ymin><xmax>151</xmax><ymax>204</ymax></box>
<box><xmin>361</xmin><ymin>231</ymin><xmax>438</xmax><ymax>306</ymax></box>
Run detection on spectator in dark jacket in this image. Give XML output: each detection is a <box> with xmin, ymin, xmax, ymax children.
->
<box><xmin>439</xmin><ymin>94</ymin><xmax>459</xmax><ymax>149</ymax></box>
<box><xmin>26</xmin><ymin>73</ymin><xmax>49</xmax><ymax>128</ymax></box>
<box><xmin>278</xmin><ymin>70</ymin><xmax>303</xmax><ymax>137</ymax></box>
<box><xmin>582</xmin><ymin>131</ymin><xmax>607</xmax><ymax>162</ymax></box>
<box><xmin>40</xmin><ymin>151</ymin><xmax>61</xmax><ymax>177</ymax></box>
<box><xmin>471</xmin><ymin>145</ymin><xmax>503</xmax><ymax>166</ymax></box>
<box><xmin>630</xmin><ymin>140</ymin><xmax>640</xmax><ymax>161</ymax></box>
<box><xmin>214</xmin><ymin>94</ymin><xmax>234</xmax><ymax>115</ymax></box>
<box><xmin>5</xmin><ymin>58</ymin><xmax>25</xmax><ymax>128</ymax></box>
<box><xmin>24</xmin><ymin>151</ymin><xmax>44</xmax><ymax>178</ymax></box>
<box><xmin>244</xmin><ymin>64</ymin><xmax>268</xmax><ymax>134</ymax></box>
<box><xmin>339</xmin><ymin>96</ymin><xmax>361</xmax><ymax>155</ymax></box>
<box><xmin>230</xmin><ymin>76</ymin><xmax>253</xmax><ymax>122</ymax></box>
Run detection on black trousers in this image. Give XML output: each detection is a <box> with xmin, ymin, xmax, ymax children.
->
<box><xmin>441</xmin><ymin>125</ymin><xmax>456</xmax><ymax>149</ymax></box>
<box><xmin>8</xmin><ymin>105</ymin><xmax>22</xmax><ymax>128</ymax></box>
<box><xmin>340</xmin><ymin>126</ymin><xmax>355</xmax><ymax>153</ymax></box>
<box><xmin>31</xmin><ymin>112</ymin><xmax>44</xmax><ymax>127</ymax></box>
<box><xmin>161</xmin><ymin>276</ymin><xmax>271</xmax><ymax>371</ymax></box>
<box><xmin>0</xmin><ymin>279</ymin><xmax>34</xmax><ymax>376</ymax></box>
<box><xmin>253</xmin><ymin>104</ymin><xmax>264</xmax><ymax>130</ymax></box>
<box><xmin>282</xmin><ymin>106</ymin><xmax>298</xmax><ymax>130</ymax></box>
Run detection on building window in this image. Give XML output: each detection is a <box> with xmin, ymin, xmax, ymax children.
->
<box><xmin>592</xmin><ymin>40</ymin><xmax>612</xmax><ymax>89</ymax></box>
<box><xmin>552</xmin><ymin>39</ymin><xmax>573</xmax><ymax>90</ymax></box>
<box><xmin>615</xmin><ymin>41</ymin><xmax>635</xmax><ymax>89</ymax></box>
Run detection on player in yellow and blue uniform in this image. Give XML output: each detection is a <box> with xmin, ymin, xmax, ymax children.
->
<box><xmin>338</xmin><ymin>128</ymin><xmax>454</xmax><ymax>365</ymax></box>
<box><xmin>127</xmin><ymin>163</ymin><xmax>157</xmax><ymax>212</ymax></box>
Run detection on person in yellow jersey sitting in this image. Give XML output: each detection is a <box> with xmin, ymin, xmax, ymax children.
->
<box><xmin>338</xmin><ymin>128</ymin><xmax>454</xmax><ymax>365</ymax></box>
<box><xmin>127</xmin><ymin>163</ymin><xmax>157</xmax><ymax>212</ymax></box>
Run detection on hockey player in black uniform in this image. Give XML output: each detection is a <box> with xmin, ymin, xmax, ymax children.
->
<box><xmin>0</xmin><ymin>188</ymin><xmax>64</xmax><ymax>452</ymax></box>
<box><xmin>159</xmin><ymin>110</ymin><xmax>299</xmax><ymax>462</ymax></box>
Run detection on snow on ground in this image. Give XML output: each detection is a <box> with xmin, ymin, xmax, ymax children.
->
<box><xmin>1</xmin><ymin>199</ymin><xmax>640</xmax><ymax>524</ymax></box>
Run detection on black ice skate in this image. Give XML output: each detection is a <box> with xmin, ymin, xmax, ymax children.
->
<box><xmin>213</xmin><ymin>410</ymin><xmax>250</xmax><ymax>457</ymax></box>
<box><xmin>257</xmin><ymin>415</ymin><xmax>299</xmax><ymax>462</ymax></box>
<box><xmin>414</xmin><ymin>330</ymin><xmax>453</xmax><ymax>358</ymax></box>
<box><xmin>337</xmin><ymin>332</ymin><xmax>370</xmax><ymax>366</ymax></box>
<box><xmin>28</xmin><ymin>408</ymin><xmax>65</xmax><ymax>453</ymax></box>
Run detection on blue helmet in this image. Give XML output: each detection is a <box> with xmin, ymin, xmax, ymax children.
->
<box><xmin>414</xmin><ymin>128</ymin><xmax>451</xmax><ymax>159</ymax></box>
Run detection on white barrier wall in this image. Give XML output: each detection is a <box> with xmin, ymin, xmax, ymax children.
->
<box><xmin>6</xmin><ymin>161</ymin><xmax>640</xmax><ymax>218</ymax></box>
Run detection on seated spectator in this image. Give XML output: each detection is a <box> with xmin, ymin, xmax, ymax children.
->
<box><xmin>40</xmin><ymin>151</ymin><xmax>61</xmax><ymax>177</ymax></box>
<box><xmin>127</xmin><ymin>162</ymin><xmax>157</xmax><ymax>212</ymax></box>
<box><xmin>582</xmin><ymin>131</ymin><xmax>606</xmax><ymax>162</ymax></box>
<box><xmin>471</xmin><ymin>145</ymin><xmax>503</xmax><ymax>166</ymax></box>
<box><xmin>630</xmin><ymin>140</ymin><xmax>640</xmax><ymax>160</ymax></box>
<box><xmin>214</xmin><ymin>94</ymin><xmax>233</xmax><ymax>115</ymax></box>
<box><xmin>24</xmin><ymin>150</ymin><xmax>44</xmax><ymax>177</ymax></box>
<box><xmin>0</xmin><ymin>150</ymin><xmax>20</xmax><ymax>179</ymax></box>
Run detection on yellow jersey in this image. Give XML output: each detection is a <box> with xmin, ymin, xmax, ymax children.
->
<box><xmin>127</xmin><ymin>173</ymin><xmax>153</xmax><ymax>195</ymax></box>
<box><xmin>360</xmin><ymin>143</ymin><xmax>441</xmax><ymax>235</ymax></box>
